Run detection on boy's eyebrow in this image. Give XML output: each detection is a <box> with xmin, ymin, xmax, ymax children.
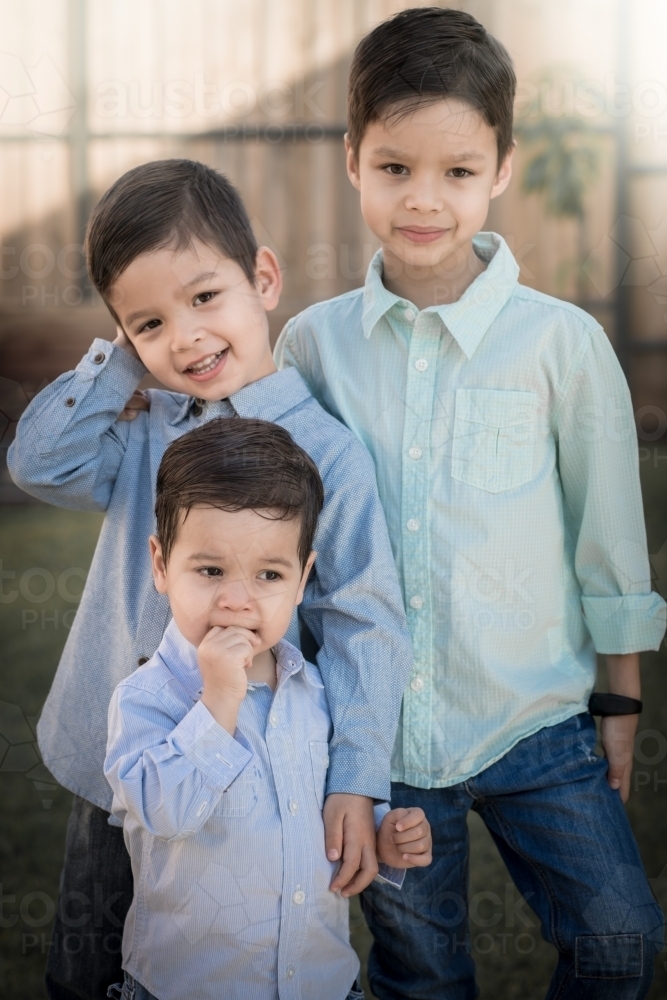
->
<box><xmin>183</xmin><ymin>270</ymin><xmax>222</xmax><ymax>288</ymax></box>
<box><xmin>125</xmin><ymin>308</ymin><xmax>152</xmax><ymax>326</ymax></box>
<box><xmin>187</xmin><ymin>552</ymin><xmax>294</xmax><ymax>568</ymax></box>
<box><xmin>371</xmin><ymin>145</ymin><xmax>487</xmax><ymax>163</ymax></box>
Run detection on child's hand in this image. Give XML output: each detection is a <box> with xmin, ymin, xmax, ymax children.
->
<box><xmin>199</xmin><ymin>625</ymin><xmax>260</xmax><ymax>733</ymax></box>
<box><xmin>377</xmin><ymin>807</ymin><xmax>432</xmax><ymax>869</ymax></box>
<box><xmin>118</xmin><ymin>389</ymin><xmax>150</xmax><ymax>421</ymax></box>
<box><xmin>601</xmin><ymin>713</ymin><xmax>639</xmax><ymax>803</ymax></box>
<box><xmin>324</xmin><ymin>794</ymin><xmax>378</xmax><ymax>897</ymax></box>
<box><xmin>113</xmin><ymin>324</ymin><xmax>141</xmax><ymax>360</ymax></box>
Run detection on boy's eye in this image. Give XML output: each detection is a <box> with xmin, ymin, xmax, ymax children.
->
<box><xmin>258</xmin><ymin>570</ymin><xmax>282</xmax><ymax>582</ymax></box>
<box><xmin>384</xmin><ymin>163</ymin><xmax>408</xmax><ymax>176</ymax></box>
<box><xmin>194</xmin><ymin>291</ymin><xmax>218</xmax><ymax>306</ymax></box>
<box><xmin>137</xmin><ymin>318</ymin><xmax>161</xmax><ymax>334</ymax></box>
<box><xmin>449</xmin><ymin>167</ymin><xmax>472</xmax><ymax>178</ymax></box>
<box><xmin>200</xmin><ymin>566</ymin><xmax>222</xmax><ymax>577</ymax></box>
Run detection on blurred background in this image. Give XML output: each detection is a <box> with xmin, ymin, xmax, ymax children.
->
<box><xmin>1</xmin><ymin>0</ymin><xmax>667</xmax><ymax>996</ymax></box>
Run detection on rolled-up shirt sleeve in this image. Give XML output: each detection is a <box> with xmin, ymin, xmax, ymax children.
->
<box><xmin>556</xmin><ymin>326</ymin><xmax>666</xmax><ymax>653</ymax></box>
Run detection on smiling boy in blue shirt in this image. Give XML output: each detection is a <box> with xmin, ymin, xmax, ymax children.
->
<box><xmin>8</xmin><ymin>159</ymin><xmax>413</xmax><ymax>999</ymax></box>
<box><xmin>275</xmin><ymin>7</ymin><xmax>666</xmax><ymax>998</ymax></box>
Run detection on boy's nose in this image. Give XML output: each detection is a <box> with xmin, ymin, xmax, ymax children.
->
<box><xmin>216</xmin><ymin>580</ymin><xmax>254</xmax><ymax>611</ymax></box>
<box><xmin>404</xmin><ymin>179</ymin><xmax>445</xmax><ymax>214</ymax></box>
<box><xmin>171</xmin><ymin>318</ymin><xmax>206</xmax><ymax>351</ymax></box>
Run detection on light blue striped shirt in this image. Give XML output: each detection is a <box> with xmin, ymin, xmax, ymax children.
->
<box><xmin>275</xmin><ymin>233</ymin><xmax>667</xmax><ymax>790</ymax></box>
<box><xmin>8</xmin><ymin>350</ymin><xmax>412</xmax><ymax>805</ymax></box>
<box><xmin>105</xmin><ymin>620</ymin><xmax>363</xmax><ymax>1000</ymax></box>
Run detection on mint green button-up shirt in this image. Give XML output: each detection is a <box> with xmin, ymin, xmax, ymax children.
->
<box><xmin>275</xmin><ymin>233</ymin><xmax>666</xmax><ymax>790</ymax></box>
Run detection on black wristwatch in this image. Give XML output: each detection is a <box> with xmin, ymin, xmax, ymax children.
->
<box><xmin>588</xmin><ymin>693</ymin><xmax>643</xmax><ymax>717</ymax></box>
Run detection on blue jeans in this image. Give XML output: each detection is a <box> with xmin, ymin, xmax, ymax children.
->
<box><xmin>109</xmin><ymin>973</ymin><xmax>365</xmax><ymax>999</ymax></box>
<box><xmin>362</xmin><ymin>713</ymin><xmax>664</xmax><ymax>1000</ymax></box>
<box><xmin>46</xmin><ymin>795</ymin><xmax>133</xmax><ymax>1000</ymax></box>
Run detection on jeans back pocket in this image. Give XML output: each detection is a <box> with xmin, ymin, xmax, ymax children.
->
<box><xmin>451</xmin><ymin>388</ymin><xmax>540</xmax><ymax>494</ymax></box>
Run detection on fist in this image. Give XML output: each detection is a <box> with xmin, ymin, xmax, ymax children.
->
<box><xmin>377</xmin><ymin>807</ymin><xmax>432</xmax><ymax>869</ymax></box>
<box><xmin>199</xmin><ymin>625</ymin><xmax>259</xmax><ymax>708</ymax></box>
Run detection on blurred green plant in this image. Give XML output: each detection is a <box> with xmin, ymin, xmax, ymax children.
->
<box><xmin>522</xmin><ymin>117</ymin><xmax>599</xmax><ymax>219</ymax></box>
<box><xmin>520</xmin><ymin>74</ymin><xmax>603</xmax><ymax>300</ymax></box>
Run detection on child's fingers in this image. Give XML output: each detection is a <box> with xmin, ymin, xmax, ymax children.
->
<box><xmin>394</xmin><ymin>807</ymin><xmax>426</xmax><ymax>833</ymax></box>
<box><xmin>340</xmin><ymin>843</ymin><xmax>379</xmax><ymax>898</ymax></box>
<box><xmin>401</xmin><ymin>850</ymin><xmax>432</xmax><ymax>867</ymax></box>
<box><xmin>331</xmin><ymin>845</ymin><xmax>362</xmax><ymax>893</ymax></box>
<box><xmin>323</xmin><ymin>801</ymin><xmax>344</xmax><ymax>866</ymax></box>
<box><xmin>392</xmin><ymin>824</ymin><xmax>426</xmax><ymax>845</ymax></box>
<box><xmin>396</xmin><ymin>835</ymin><xmax>431</xmax><ymax>855</ymax></box>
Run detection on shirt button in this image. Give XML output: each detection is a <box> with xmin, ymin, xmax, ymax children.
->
<box><xmin>269</xmin><ymin>712</ymin><xmax>279</xmax><ymax>727</ymax></box>
<box><xmin>410</xmin><ymin>677</ymin><xmax>424</xmax><ymax>693</ymax></box>
<box><xmin>286</xmin><ymin>966</ymin><xmax>296</xmax><ymax>980</ymax></box>
<box><xmin>65</xmin><ymin>397</ymin><xmax>76</xmax><ymax>407</ymax></box>
<box><xmin>292</xmin><ymin>889</ymin><xmax>306</xmax><ymax>905</ymax></box>
<box><xmin>404</xmin><ymin>307</ymin><xmax>416</xmax><ymax>323</ymax></box>
<box><xmin>408</xmin><ymin>446</ymin><xmax>422</xmax><ymax>460</ymax></box>
<box><xmin>407</xmin><ymin>518</ymin><xmax>420</xmax><ymax>532</ymax></box>
<box><xmin>414</xmin><ymin>358</ymin><xmax>429</xmax><ymax>372</ymax></box>
<box><xmin>409</xmin><ymin>595</ymin><xmax>423</xmax><ymax>610</ymax></box>
<box><xmin>137</xmin><ymin>656</ymin><xmax>149</xmax><ymax>666</ymax></box>
<box><xmin>289</xmin><ymin>799</ymin><xmax>298</xmax><ymax>815</ymax></box>
<box><xmin>92</xmin><ymin>352</ymin><xmax>106</xmax><ymax>364</ymax></box>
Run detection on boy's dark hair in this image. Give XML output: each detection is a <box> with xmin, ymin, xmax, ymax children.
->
<box><xmin>155</xmin><ymin>418</ymin><xmax>324</xmax><ymax>568</ymax></box>
<box><xmin>85</xmin><ymin>159</ymin><xmax>258</xmax><ymax>312</ymax></box>
<box><xmin>347</xmin><ymin>7</ymin><xmax>516</xmax><ymax>164</ymax></box>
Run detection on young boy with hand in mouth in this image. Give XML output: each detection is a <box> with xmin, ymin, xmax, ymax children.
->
<box><xmin>105</xmin><ymin>418</ymin><xmax>432</xmax><ymax>1000</ymax></box>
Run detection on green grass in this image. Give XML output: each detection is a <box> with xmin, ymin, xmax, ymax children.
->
<box><xmin>0</xmin><ymin>505</ymin><xmax>103</xmax><ymax>996</ymax></box>
<box><xmin>3</xmin><ymin>456</ymin><xmax>667</xmax><ymax>998</ymax></box>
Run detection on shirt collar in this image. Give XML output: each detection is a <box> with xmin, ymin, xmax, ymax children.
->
<box><xmin>154</xmin><ymin>619</ymin><xmax>306</xmax><ymax>700</ymax></box>
<box><xmin>171</xmin><ymin>367</ymin><xmax>312</xmax><ymax>426</ymax></box>
<box><xmin>361</xmin><ymin>232</ymin><xmax>520</xmax><ymax>359</ymax></box>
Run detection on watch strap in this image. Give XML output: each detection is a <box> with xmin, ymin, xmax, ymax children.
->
<box><xmin>588</xmin><ymin>692</ymin><xmax>643</xmax><ymax>717</ymax></box>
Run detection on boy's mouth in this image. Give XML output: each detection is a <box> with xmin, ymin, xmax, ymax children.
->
<box><xmin>183</xmin><ymin>348</ymin><xmax>228</xmax><ymax>381</ymax></box>
<box><xmin>396</xmin><ymin>226</ymin><xmax>449</xmax><ymax>244</ymax></box>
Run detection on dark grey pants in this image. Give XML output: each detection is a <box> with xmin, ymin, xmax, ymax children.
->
<box><xmin>46</xmin><ymin>795</ymin><xmax>133</xmax><ymax>1000</ymax></box>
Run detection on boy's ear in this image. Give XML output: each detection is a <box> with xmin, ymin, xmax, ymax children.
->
<box><xmin>254</xmin><ymin>246</ymin><xmax>283</xmax><ymax>312</ymax></box>
<box><xmin>344</xmin><ymin>134</ymin><xmax>362</xmax><ymax>192</ymax></box>
<box><xmin>490</xmin><ymin>142</ymin><xmax>515</xmax><ymax>201</ymax></box>
<box><xmin>149</xmin><ymin>535</ymin><xmax>168</xmax><ymax>594</ymax></box>
<box><xmin>295</xmin><ymin>551</ymin><xmax>317</xmax><ymax>606</ymax></box>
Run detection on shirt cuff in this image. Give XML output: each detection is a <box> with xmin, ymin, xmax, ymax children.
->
<box><xmin>76</xmin><ymin>338</ymin><xmax>147</xmax><ymax>399</ymax></box>
<box><xmin>170</xmin><ymin>699</ymin><xmax>253</xmax><ymax>788</ymax></box>
<box><xmin>326</xmin><ymin>748</ymin><xmax>391</xmax><ymax>802</ymax></box>
<box><xmin>375</xmin><ymin>865</ymin><xmax>406</xmax><ymax>889</ymax></box>
<box><xmin>372</xmin><ymin>802</ymin><xmax>406</xmax><ymax>889</ymax></box>
<box><xmin>582</xmin><ymin>593</ymin><xmax>667</xmax><ymax>652</ymax></box>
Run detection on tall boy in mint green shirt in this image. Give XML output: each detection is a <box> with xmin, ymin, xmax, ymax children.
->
<box><xmin>275</xmin><ymin>7</ymin><xmax>665</xmax><ymax>998</ymax></box>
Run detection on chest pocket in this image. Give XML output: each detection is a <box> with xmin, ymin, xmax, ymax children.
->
<box><xmin>212</xmin><ymin>765</ymin><xmax>259</xmax><ymax>818</ymax></box>
<box><xmin>451</xmin><ymin>389</ymin><xmax>540</xmax><ymax>494</ymax></box>
<box><xmin>309</xmin><ymin>741</ymin><xmax>330</xmax><ymax>811</ymax></box>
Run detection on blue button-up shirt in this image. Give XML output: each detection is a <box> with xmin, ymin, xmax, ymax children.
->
<box><xmin>275</xmin><ymin>233</ymin><xmax>667</xmax><ymax>790</ymax></box>
<box><xmin>105</xmin><ymin>621</ymin><xmax>361</xmax><ymax>1000</ymax></box>
<box><xmin>8</xmin><ymin>344</ymin><xmax>412</xmax><ymax>806</ymax></box>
